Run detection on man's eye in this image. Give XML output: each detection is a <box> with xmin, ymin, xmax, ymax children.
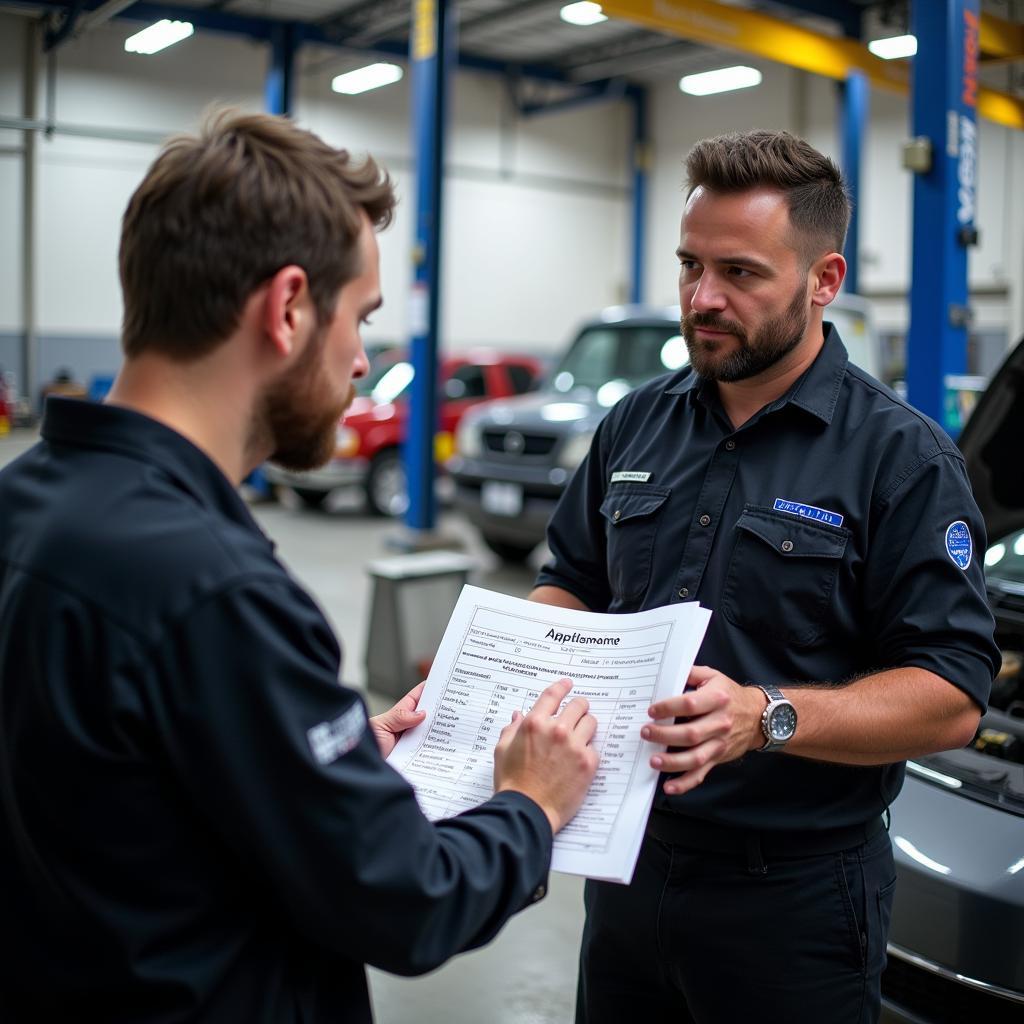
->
<box><xmin>727</xmin><ymin>266</ymin><xmax>752</xmax><ymax>278</ymax></box>
<box><xmin>679</xmin><ymin>260</ymin><xmax>700</xmax><ymax>272</ymax></box>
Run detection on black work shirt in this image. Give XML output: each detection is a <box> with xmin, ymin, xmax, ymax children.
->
<box><xmin>0</xmin><ymin>398</ymin><xmax>551</xmax><ymax>1023</ymax></box>
<box><xmin>537</xmin><ymin>326</ymin><xmax>998</xmax><ymax>831</ymax></box>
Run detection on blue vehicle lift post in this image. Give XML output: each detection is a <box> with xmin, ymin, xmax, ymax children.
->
<box><xmin>403</xmin><ymin>0</ymin><xmax>454</xmax><ymax>539</ymax></box>
<box><xmin>265</xmin><ymin>21</ymin><xmax>296</xmax><ymax>117</ymax></box>
<box><xmin>906</xmin><ymin>0</ymin><xmax>980</xmax><ymax>433</ymax></box>
<box><xmin>629</xmin><ymin>85</ymin><xmax>649</xmax><ymax>305</ymax></box>
<box><xmin>840</xmin><ymin>70</ymin><xmax>867</xmax><ymax>295</ymax></box>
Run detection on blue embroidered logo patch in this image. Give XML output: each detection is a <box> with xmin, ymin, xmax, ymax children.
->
<box><xmin>945</xmin><ymin>521</ymin><xmax>972</xmax><ymax>570</ymax></box>
<box><xmin>773</xmin><ymin>498</ymin><xmax>844</xmax><ymax>528</ymax></box>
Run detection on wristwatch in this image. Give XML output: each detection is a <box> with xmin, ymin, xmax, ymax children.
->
<box><xmin>756</xmin><ymin>684</ymin><xmax>797</xmax><ymax>752</ymax></box>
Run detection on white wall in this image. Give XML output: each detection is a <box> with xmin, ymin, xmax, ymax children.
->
<box><xmin>644</xmin><ymin>61</ymin><xmax>807</xmax><ymax>307</ymax></box>
<box><xmin>0</xmin><ymin>11</ymin><xmax>633</xmax><ymax>399</ymax></box>
<box><xmin>645</xmin><ymin>63</ymin><xmax>1024</xmax><ymax>351</ymax></box>
<box><xmin>2</xmin><ymin>7</ymin><xmax>1022</xmax><ymax>398</ymax></box>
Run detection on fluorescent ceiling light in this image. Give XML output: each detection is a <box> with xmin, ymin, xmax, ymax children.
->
<box><xmin>124</xmin><ymin>20</ymin><xmax>194</xmax><ymax>55</ymax></box>
<box><xmin>868</xmin><ymin>34</ymin><xmax>918</xmax><ymax>60</ymax></box>
<box><xmin>560</xmin><ymin>2</ymin><xmax>607</xmax><ymax>27</ymax></box>
<box><xmin>680</xmin><ymin>66</ymin><xmax>762</xmax><ymax>97</ymax></box>
<box><xmin>332</xmin><ymin>63</ymin><xmax>404</xmax><ymax>96</ymax></box>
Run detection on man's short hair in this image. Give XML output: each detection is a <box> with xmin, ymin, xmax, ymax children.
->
<box><xmin>684</xmin><ymin>130</ymin><xmax>851</xmax><ymax>263</ymax></box>
<box><xmin>119</xmin><ymin>108</ymin><xmax>396</xmax><ymax>360</ymax></box>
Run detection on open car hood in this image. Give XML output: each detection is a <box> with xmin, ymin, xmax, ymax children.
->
<box><xmin>957</xmin><ymin>335</ymin><xmax>1024</xmax><ymax>544</ymax></box>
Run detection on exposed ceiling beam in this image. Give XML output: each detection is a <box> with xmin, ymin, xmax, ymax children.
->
<box><xmin>458</xmin><ymin>0</ymin><xmax>553</xmax><ymax>40</ymax></box>
<box><xmin>317</xmin><ymin>0</ymin><xmax>409</xmax><ymax>46</ymax></box>
<box><xmin>599</xmin><ymin>0</ymin><xmax>1024</xmax><ymax>130</ymax></box>
<box><xmin>979</xmin><ymin>9</ymin><xmax>1024</xmax><ymax>63</ymax></box>
<box><xmin>564</xmin><ymin>38</ymin><xmax>706</xmax><ymax>85</ymax></box>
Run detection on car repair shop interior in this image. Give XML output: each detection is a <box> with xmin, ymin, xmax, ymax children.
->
<box><xmin>0</xmin><ymin>2</ymin><xmax>1022</xmax><ymax>1022</ymax></box>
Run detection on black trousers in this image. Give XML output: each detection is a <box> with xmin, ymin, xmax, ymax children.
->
<box><xmin>576</xmin><ymin>820</ymin><xmax>896</xmax><ymax>1024</ymax></box>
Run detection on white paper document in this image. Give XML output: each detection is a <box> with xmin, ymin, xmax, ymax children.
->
<box><xmin>387</xmin><ymin>585</ymin><xmax>711</xmax><ymax>884</ymax></box>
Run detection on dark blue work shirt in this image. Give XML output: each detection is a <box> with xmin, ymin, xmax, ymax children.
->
<box><xmin>537</xmin><ymin>326</ymin><xmax>998</xmax><ymax>831</ymax></box>
<box><xmin>0</xmin><ymin>398</ymin><xmax>551</xmax><ymax>1024</ymax></box>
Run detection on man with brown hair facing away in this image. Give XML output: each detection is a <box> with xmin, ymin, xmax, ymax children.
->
<box><xmin>532</xmin><ymin>129</ymin><xmax>997</xmax><ymax>1024</ymax></box>
<box><xmin>0</xmin><ymin>110</ymin><xmax>598</xmax><ymax>1023</ymax></box>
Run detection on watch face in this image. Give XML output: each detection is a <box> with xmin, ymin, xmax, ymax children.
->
<box><xmin>769</xmin><ymin>703</ymin><xmax>797</xmax><ymax>740</ymax></box>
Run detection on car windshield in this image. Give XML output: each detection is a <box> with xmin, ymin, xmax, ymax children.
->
<box><xmin>550</xmin><ymin>324</ymin><xmax>688</xmax><ymax>405</ymax></box>
<box><xmin>985</xmin><ymin>528</ymin><xmax>1024</xmax><ymax>588</ymax></box>
<box><xmin>358</xmin><ymin>360</ymin><xmax>414</xmax><ymax>403</ymax></box>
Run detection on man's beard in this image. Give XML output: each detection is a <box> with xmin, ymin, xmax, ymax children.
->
<box><xmin>257</xmin><ymin>326</ymin><xmax>356</xmax><ymax>472</ymax></box>
<box><xmin>682</xmin><ymin>284</ymin><xmax>809</xmax><ymax>383</ymax></box>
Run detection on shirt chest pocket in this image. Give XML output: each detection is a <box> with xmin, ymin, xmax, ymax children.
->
<box><xmin>599</xmin><ymin>486</ymin><xmax>671</xmax><ymax>605</ymax></box>
<box><xmin>721</xmin><ymin>507</ymin><xmax>849</xmax><ymax>648</ymax></box>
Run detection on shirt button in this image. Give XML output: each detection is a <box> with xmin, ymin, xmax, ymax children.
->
<box><xmin>678</xmin><ymin>587</ymin><xmax>689</xmax><ymax>599</ymax></box>
<box><xmin>725</xmin><ymin>440</ymin><xmax>736</xmax><ymax>451</ymax></box>
<box><xmin>532</xmin><ymin>884</ymin><xmax>547</xmax><ymax>902</ymax></box>
<box><xmin>699</xmin><ymin>514</ymin><xmax>711</xmax><ymax>527</ymax></box>
<box><xmin>781</xmin><ymin>540</ymin><xmax>794</xmax><ymax>553</ymax></box>
<box><xmin>613</xmin><ymin>509</ymin><xmax>621</xmax><ymax>521</ymax></box>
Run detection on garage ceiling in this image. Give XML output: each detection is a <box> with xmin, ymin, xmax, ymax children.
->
<box><xmin>5</xmin><ymin>1</ymin><xmax>1023</xmax><ymax>96</ymax></box>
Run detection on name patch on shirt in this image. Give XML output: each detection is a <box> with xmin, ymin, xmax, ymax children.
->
<box><xmin>611</xmin><ymin>471</ymin><xmax>652</xmax><ymax>484</ymax></box>
<box><xmin>307</xmin><ymin>702</ymin><xmax>367</xmax><ymax>766</ymax></box>
<box><xmin>945</xmin><ymin>520</ymin><xmax>972</xmax><ymax>570</ymax></box>
<box><xmin>773</xmin><ymin>498</ymin><xmax>844</xmax><ymax>529</ymax></box>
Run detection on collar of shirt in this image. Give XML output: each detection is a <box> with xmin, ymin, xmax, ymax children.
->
<box><xmin>663</xmin><ymin>322</ymin><xmax>848</xmax><ymax>428</ymax></box>
<box><xmin>41</xmin><ymin>396</ymin><xmax>271</xmax><ymax>546</ymax></box>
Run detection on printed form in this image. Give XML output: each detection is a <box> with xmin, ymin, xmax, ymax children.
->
<box><xmin>387</xmin><ymin>586</ymin><xmax>711</xmax><ymax>884</ymax></box>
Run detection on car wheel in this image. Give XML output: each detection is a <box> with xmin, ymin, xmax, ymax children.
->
<box><xmin>292</xmin><ymin>486</ymin><xmax>329</xmax><ymax>510</ymax></box>
<box><xmin>482</xmin><ymin>535</ymin><xmax>536</xmax><ymax>563</ymax></box>
<box><xmin>367</xmin><ymin>449</ymin><xmax>409</xmax><ymax>518</ymax></box>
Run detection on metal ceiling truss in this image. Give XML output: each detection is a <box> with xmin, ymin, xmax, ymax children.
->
<box><xmin>599</xmin><ymin>0</ymin><xmax>1024</xmax><ymax>130</ymax></box>
<box><xmin>23</xmin><ymin>1</ymin><xmax>1024</xmax><ymax>127</ymax></box>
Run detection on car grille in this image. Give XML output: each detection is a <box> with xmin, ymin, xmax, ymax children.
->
<box><xmin>482</xmin><ymin>430</ymin><xmax>558</xmax><ymax>457</ymax></box>
<box><xmin>882</xmin><ymin>952</ymin><xmax>1023</xmax><ymax>1023</ymax></box>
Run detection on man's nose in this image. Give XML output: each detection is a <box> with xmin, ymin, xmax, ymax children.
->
<box><xmin>353</xmin><ymin>348</ymin><xmax>370</xmax><ymax>379</ymax></box>
<box><xmin>689</xmin><ymin>271</ymin><xmax>726</xmax><ymax>313</ymax></box>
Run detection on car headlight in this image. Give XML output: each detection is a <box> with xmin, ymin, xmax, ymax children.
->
<box><xmin>334</xmin><ymin>425</ymin><xmax>360</xmax><ymax>459</ymax></box>
<box><xmin>558</xmin><ymin>430</ymin><xmax>595</xmax><ymax>470</ymax></box>
<box><xmin>455</xmin><ymin>417</ymin><xmax>483</xmax><ymax>458</ymax></box>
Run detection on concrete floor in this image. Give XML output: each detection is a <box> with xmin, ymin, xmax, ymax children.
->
<box><xmin>0</xmin><ymin>428</ymin><xmax>585</xmax><ymax>1024</ymax></box>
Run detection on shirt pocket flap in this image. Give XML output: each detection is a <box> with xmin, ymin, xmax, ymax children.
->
<box><xmin>599</xmin><ymin>487</ymin><xmax>671</xmax><ymax>526</ymax></box>
<box><xmin>736</xmin><ymin>508</ymin><xmax>848</xmax><ymax>559</ymax></box>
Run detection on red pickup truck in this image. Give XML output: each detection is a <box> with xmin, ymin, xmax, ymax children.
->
<box><xmin>266</xmin><ymin>350</ymin><xmax>544</xmax><ymax>515</ymax></box>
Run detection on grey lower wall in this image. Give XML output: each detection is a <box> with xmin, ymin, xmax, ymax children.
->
<box><xmin>0</xmin><ymin>332</ymin><xmax>121</xmax><ymax>409</ymax></box>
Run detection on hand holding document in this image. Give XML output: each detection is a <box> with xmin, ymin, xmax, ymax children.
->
<box><xmin>387</xmin><ymin>586</ymin><xmax>711</xmax><ymax>884</ymax></box>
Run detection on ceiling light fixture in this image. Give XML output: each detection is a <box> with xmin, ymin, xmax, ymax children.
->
<box><xmin>680</xmin><ymin>66</ymin><xmax>763</xmax><ymax>97</ymax></box>
<box><xmin>332</xmin><ymin>63</ymin><xmax>404</xmax><ymax>96</ymax></box>
<box><xmin>560</xmin><ymin>2</ymin><xmax>607</xmax><ymax>27</ymax></box>
<box><xmin>868</xmin><ymin>34</ymin><xmax>918</xmax><ymax>60</ymax></box>
<box><xmin>124</xmin><ymin>20</ymin><xmax>194</xmax><ymax>55</ymax></box>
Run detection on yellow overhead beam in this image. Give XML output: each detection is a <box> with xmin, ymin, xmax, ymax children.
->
<box><xmin>979</xmin><ymin>11</ymin><xmax>1024</xmax><ymax>62</ymax></box>
<box><xmin>599</xmin><ymin>0</ymin><xmax>1024</xmax><ymax>131</ymax></box>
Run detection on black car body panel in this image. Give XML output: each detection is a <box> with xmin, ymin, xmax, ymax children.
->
<box><xmin>882</xmin><ymin>336</ymin><xmax>1024</xmax><ymax>1022</ymax></box>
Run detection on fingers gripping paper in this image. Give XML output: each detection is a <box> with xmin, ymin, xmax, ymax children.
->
<box><xmin>387</xmin><ymin>586</ymin><xmax>711</xmax><ymax>884</ymax></box>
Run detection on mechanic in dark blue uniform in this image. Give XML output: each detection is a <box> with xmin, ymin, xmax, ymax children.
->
<box><xmin>532</xmin><ymin>130</ymin><xmax>998</xmax><ymax>1024</ymax></box>
<box><xmin>0</xmin><ymin>111</ymin><xmax>598</xmax><ymax>1023</ymax></box>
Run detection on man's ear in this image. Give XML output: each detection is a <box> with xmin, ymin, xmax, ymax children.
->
<box><xmin>263</xmin><ymin>265</ymin><xmax>311</xmax><ymax>358</ymax></box>
<box><xmin>810</xmin><ymin>252</ymin><xmax>847</xmax><ymax>307</ymax></box>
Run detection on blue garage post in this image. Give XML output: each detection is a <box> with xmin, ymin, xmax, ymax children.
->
<box><xmin>906</xmin><ymin>0</ymin><xmax>979</xmax><ymax>432</ymax></box>
<box><xmin>840</xmin><ymin>70</ymin><xmax>867</xmax><ymax>295</ymax></box>
<box><xmin>243</xmin><ymin>20</ymin><xmax>298</xmax><ymax>502</ymax></box>
<box><xmin>405</xmin><ymin>0</ymin><xmax>454</xmax><ymax>535</ymax></box>
<box><xmin>628</xmin><ymin>85</ymin><xmax>649</xmax><ymax>305</ymax></box>
<box><xmin>265</xmin><ymin>22</ymin><xmax>297</xmax><ymax>116</ymax></box>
